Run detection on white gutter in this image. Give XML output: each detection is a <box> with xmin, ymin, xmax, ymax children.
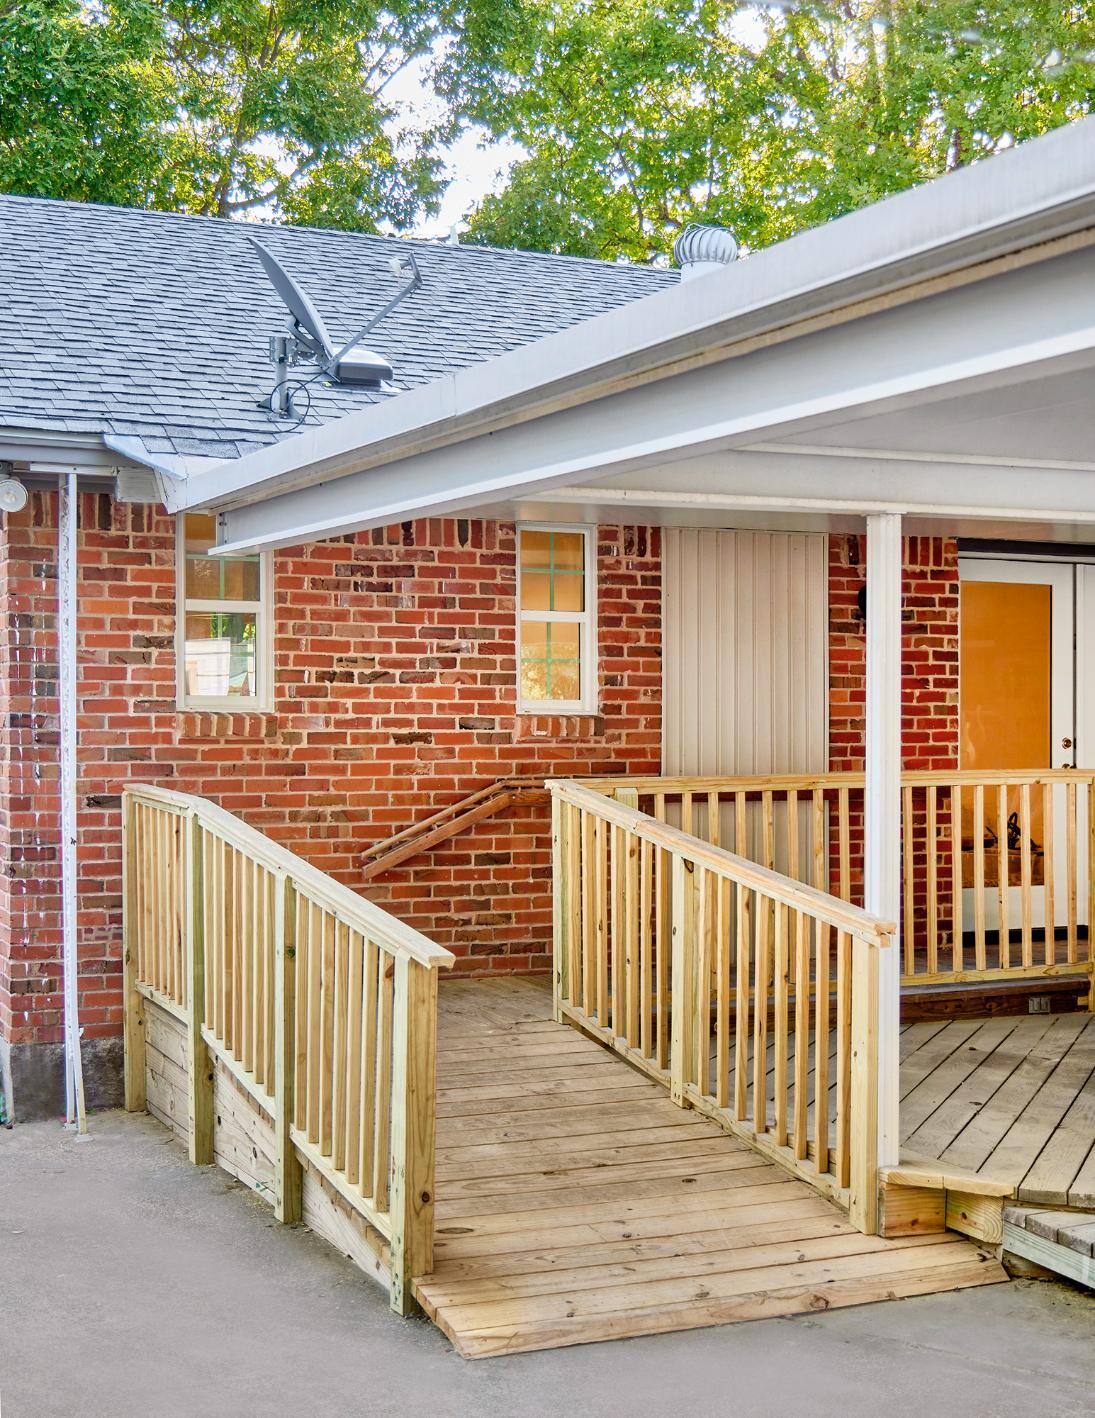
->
<box><xmin>178</xmin><ymin>116</ymin><xmax>1095</xmax><ymax>520</ymax></box>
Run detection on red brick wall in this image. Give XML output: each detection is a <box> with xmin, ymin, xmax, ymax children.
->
<box><xmin>829</xmin><ymin>533</ymin><xmax>960</xmax><ymax>772</ymax></box>
<box><xmin>0</xmin><ymin>497</ymin><xmax>661</xmax><ymax>1046</ymax></box>
<box><xmin>828</xmin><ymin>533</ymin><xmax>960</xmax><ymax>909</ymax></box>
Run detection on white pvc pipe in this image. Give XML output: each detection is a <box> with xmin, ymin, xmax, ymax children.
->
<box><xmin>58</xmin><ymin>470</ymin><xmax>86</xmax><ymax>1132</ymax></box>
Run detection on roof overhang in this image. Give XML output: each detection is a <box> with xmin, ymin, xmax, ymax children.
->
<box><xmin>169</xmin><ymin>117</ymin><xmax>1095</xmax><ymax>552</ymax></box>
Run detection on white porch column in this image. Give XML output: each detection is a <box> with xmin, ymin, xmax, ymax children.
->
<box><xmin>865</xmin><ymin>512</ymin><xmax>902</xmax><ymax>1169</ymax></box>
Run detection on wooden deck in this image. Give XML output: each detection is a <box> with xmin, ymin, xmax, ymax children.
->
<box><xmin>900</xmin><ymin>1013</ymin><xmax>1095</xmax><ymax>1208</ymax></box>
<box><xmin>413</xmin><ymin>978</ymin><xmax>1005</xmax><ymax>1358</ymax></box>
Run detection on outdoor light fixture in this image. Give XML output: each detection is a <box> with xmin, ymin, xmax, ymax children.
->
<box><xmin>0</xmin><ymin>475</ymin><xmax>28</xmax><ymax>514</ymax></box>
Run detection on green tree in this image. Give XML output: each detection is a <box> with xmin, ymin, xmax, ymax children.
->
<box><xmin>0</xmin><ymin>1</ymin><xmax>171</xmax><ymax>208</ymax></box>
<box><xmin>0</xmin><ymin>0</ymin><xmax>459</xmax><ymax>230</ymax></box>
<box><xmin>452</xmin><ymin>2</ymin><xmax>1095</xmax><ymax>262</ymax></box>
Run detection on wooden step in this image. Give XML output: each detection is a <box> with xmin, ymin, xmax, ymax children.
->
<box><xmin>878</xmin><ymin>1154</ymin><xmax>1013</xmax><ymax>1244</ymax></box>
<box><xmin>1002</xmin><ymin>1206</ymin><xmax>1095</xmax><ymax>1288</ymax></box>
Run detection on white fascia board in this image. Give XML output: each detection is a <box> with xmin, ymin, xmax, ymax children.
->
<box><xmin>185</xmin><ymin>117</ymin><xmax>1095</xmax><ymax>519</ymax></box>
<box><xmin>214</xmin><ymin>245</ymin><xmax>1095</xmax><ymax>553</ymax></box>
<box><xmin>518</xmin><ymin>448</ymin><xmax>1095</xmax><ymax>523</ymax></box>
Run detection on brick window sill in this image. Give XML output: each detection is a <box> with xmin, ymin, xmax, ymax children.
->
<box><xmin>176</xmin><ymin>710</ymin><xmax>278</xmax><ymax>742</ymax></box>
<box><xmin>512</xmin><ymin>713</ymin><xmax>605</xmax><ymax>741</ymax></box>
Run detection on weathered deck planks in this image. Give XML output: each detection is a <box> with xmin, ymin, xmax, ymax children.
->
<box><xmin>900</xmin><ymin>1013</ymin><xmax>1095</xmax><ymax>1207</ymax></box>
<box><xmin>413</xmin><ymin>978</ymin><xmax>1004</xmax><ymax>1358</ymax></box>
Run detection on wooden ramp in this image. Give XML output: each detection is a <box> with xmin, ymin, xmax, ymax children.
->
<box><xmin>413</xmin><ymin>978</ymin><xmax>1006</xmax><ymax>1358</ymax></box>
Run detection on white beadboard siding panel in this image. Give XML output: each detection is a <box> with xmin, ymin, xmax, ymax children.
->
<box><xmin>664</xmin><ymin>529</ymin><xmax>828</xmax><ymax>777</ymax></box>
<box><xmin>663</xmin><ymin>530</ymin><xmax>829</xmax><ymax>875</ymax></box>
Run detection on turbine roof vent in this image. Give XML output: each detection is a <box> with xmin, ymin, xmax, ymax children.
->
<box><xmin>673</xmin><ymin>223</ymin><xmax>739</xmax><ymax>281</ymax></box>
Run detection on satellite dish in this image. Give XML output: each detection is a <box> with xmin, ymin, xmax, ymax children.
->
<box><xmin>248</xmin><ymin>238</ymin><xmax>333</xmax><ymax>360</ymax></box>
<box><xmin>249</xmin><ymin>237</ymin><xmax>422</xmax><ymax>416</ymax></box>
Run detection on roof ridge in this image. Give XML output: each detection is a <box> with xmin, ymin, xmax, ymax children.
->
<box><xmin>0</xmin><ymin>192</ymin><xmax>676</xmax><ymax>278</ymax></box>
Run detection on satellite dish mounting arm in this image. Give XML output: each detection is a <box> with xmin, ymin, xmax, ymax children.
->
<box><xmin>329</xmin><ymin>252</ymin><xmax>422</xmax><ymax>370</ymax></box>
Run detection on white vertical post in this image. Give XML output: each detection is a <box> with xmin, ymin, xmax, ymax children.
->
<box><xmin>865</xmin><ymin>512</ymin><xmax>901</xmax><ymax>1170</ymax></box>
<box><xmin>58</xmin><ymin>469</ymin><xmax>87</xmax><ymax>1132</ymax></box>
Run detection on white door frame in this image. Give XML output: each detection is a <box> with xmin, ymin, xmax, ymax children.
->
<box><xmin>958</xmin><ymin>555</ymin><xmax>1075</xmax><ymax>932</ymax></box>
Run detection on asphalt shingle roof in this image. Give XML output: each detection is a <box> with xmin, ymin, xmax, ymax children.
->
<box><xmin>0</xmin><ymin>195</ymin><xmax>676</xmax><ymax>460</ymax></box>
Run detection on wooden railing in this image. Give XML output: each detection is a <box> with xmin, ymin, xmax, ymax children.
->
<box><xmin>360</xmin><ymin>776</ymin><xmax>548</xmax><ymax>881</ymax></box>
<box><xmin>581</xmin><ymin>771</ymin><xmax>1095</xmax><ymax>1001</ymax></box>
<box><xmin>549</xmin><ymin>780</ymin><xmax>895</xmax><ymax>1233</ymax></box>
<box><xmin>122</xmin><ymin>785</ymin><xmax>453</xmax><ymax>1313</ymax></box>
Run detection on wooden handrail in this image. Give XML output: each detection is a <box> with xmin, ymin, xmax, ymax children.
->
<box><xmin>583</xmin><ymin>768</ymin><xmax>1095</xmax><ymax>792</ymax></box>
<box><xmin>360</xmin><ymin>777</ymin><xmax>548</xmax><ymax>881</ymax></box>
<box><xmin>122</xmin><ymin>786</ymin><xmax>453</xmax><ymax>1315</ymax></box>
<box><xmin>551</xmin><ymin>780</ymin><xmax>894</xmax><ymax>947</ymax></box>
<box><xmin>549</xmin><ymin>778</ymin><xmax>886</xmax><ymax>1232</ymax></box>
<box><xmin>575</xmin><ymin>770</ymin><xmax>1095</xmax><ymax>1001</ymax></box>
<box><xmin>130</xmin><ymin>784</ymin><xmax>452</xmax><ymax>970</ymax></box>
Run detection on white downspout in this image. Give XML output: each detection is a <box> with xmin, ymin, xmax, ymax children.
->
<box><xmin>57</xmin><ymin>469</ymin><xmax>87</xmax><ymax>1132</ymax></box>
<box><xmin>865</xmin><ymin>511</ymin><xmax>902</xmax><ymax>1169</ymax></box>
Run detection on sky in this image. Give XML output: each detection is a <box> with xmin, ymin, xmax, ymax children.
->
<box><xmin>384</xmin><ymin>54</ymin><xmax>523</xmax><ymax>241</ymax></box>
<box><xmin>416</xmin><ymin>125</ymin><xmax>524</xmax><ymax>239</ymax></box>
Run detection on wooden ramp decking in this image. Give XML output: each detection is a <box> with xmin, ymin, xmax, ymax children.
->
<box><xmin>900</xmin><ymin>1013</ymin><xmax>1095</xmax><ymax>1208</ymax></box>
<box><xmin>413</xmin><ymin>978</ymin><xmax>1005</xmax><ymax>1358</ymax></box>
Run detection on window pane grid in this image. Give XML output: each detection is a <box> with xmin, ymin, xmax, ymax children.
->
<box><xmin>517</xmin><ymin>526</ymin><xmax>591</xmax><ymax>710</ymax></box>
<box><xmin>180</xmin><ymin>512</ymin><xmax>267</xmax><ymax>707</ymax></box>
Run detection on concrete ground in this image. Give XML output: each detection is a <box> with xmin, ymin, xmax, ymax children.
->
<box><xmin>1</xmin><ymin>1113</ymin><xmax>1092</xmax><ymax>1418</ymax></box>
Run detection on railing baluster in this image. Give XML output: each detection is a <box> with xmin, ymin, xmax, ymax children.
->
<box><xmin>610</xmin><ymin>822</ymin><xmax>624</xmax><ymax>1039</ymax></box>
<box><xmin>640</xmin><ymin>837</ymin><xmax>653</xmax><ymax>1060</ymax></box>
<box><xmin>332</xmin><ymin>919</ymin><xmax>349</xmax><ymax>1173</ymax></box>
<box><xmin>772</xmin><ymin>901</ymin><xmax>788</xmax><ymax>1147</ymax></box>
<box><xmin>566</xmin><ymin>803</ymin><xmax>582</xmax><ymax>1008</ymax></box>
<box><xmin>973</xmin><ymin>784</ymin><xmax>986</xmax><ymax>971</ymax></box>
<box><xmin>1043</xmin><ymin>780</ymin><xmax>1055</xmax><ymax>967</ymax></box>
<box><xmin>753</xmin><ymin>889</ymin><xmax>770</xmax><ymax>1136</ymax></box>
<box><xmin>581</xmin><ymin>809</ymin><xmax>596</xmax><ymax>1020</ymax></box>
<box><xmin>925</xmin><ymin>784</ymin><xmax>938</xmax><ymax>975</ymax></box>
<box><xmin>951</xmin><ymin>784</ymin><xmax>963</xmax><ymax>974</ymax></box>
<box><xmin>835</xmin><ymin>929</ymin><xmax>851</xmax><ymax>1189</ymax></box>
<box><xmin>1021</xmin><ymin>781</ymin><xmax>1033</xmax><ymax>966</ymax></box>
<box><xmin>734</xmin><ymin>884</ymin><xmax>751</xmax><ymax>1123</ymax></box>
<box><xmin>359</xmin><ymin>938</ymin><xmax>380</xmax><ymax>1199</ymax></box>
<box><xmin>814</xmin><ymin>903</ymin><xmax>831</xmax><ymax>1176</ymax></box>
<box><xmin>669</xmin><ymin>852</ymin><xmax>696</xmax><ymax>1106</ymax></box>
<box><xmin>654</xmin><ymin>793</ymin><xmax>669</xmax><ymax>1069</ymax></box>
<box><xmin>902</xmin><ymin>783</ymin><xmax>914</xmax><ymax>977</ymax></box>
<box><xmin>274</xmin><ymin>875</ymin><xmax>302</xmax><ymax>1224</ymax></box>
<box><xmin>694</xmin><ymin>866</ymin><xmax>710</xmax><ymax>1094</ymax></box>
<box><xmin>626</xmin><ymin>828</ymin><xmax>640</xmax><ymax>1049</ymax></box>
<box><xmin>1067</xmin><ymin>780</ymin><xmax>1078</xmax><ymax>963</ymax></box>
<box><xmin>595</xmin><ymin>816</ymin><xmax>609</xmax><ymax>1028</ymax></box>
<box><xmin>716</xmin><ymin>875</ymin><xmax>730</xmax><ymax>1110</ymax></box>
<box><xmin>344</xmin><ymin>929</ymin><xmax>364</xmax><ymax>1188</ymax></box>
<box><xmin>372</xmin><ymin>956</ymin><xmax>394</xmax><ymax>1214</ymax></box>
<box><xmin>793</xmin><ymin>910</ymin><xmax>810</xmax><ymax>1161</ymax></box>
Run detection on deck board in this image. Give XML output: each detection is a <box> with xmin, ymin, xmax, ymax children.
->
<box><xmin>414</xmin><ymin>978</ymin><xmax>1004</xmax><ymax>1358</ymax></box>
<box><xmin>900</xmin><ymin>1013</ymin><xmax>1095</xmax><ymax>1206</ymax></box>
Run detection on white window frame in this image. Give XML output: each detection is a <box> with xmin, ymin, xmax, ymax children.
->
<box><xmin>516</xmin><ymin>522</ymin><xmax>597</xmax><ymax>715</ymax></box>
<box><xmin>176</xmin><ymin>513</ymin><xmax>273</xmax><ymax>711</ymax></box>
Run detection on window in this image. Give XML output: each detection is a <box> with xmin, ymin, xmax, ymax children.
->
<box><xmin>516</xmin><ymin>525</ymin><xmax>596</xmax><ymax>713</ymax></box>
<box><xmin>177</xmin><ymin>513</ymin><xmax>270</xmax><ymax>708</ymax></box>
